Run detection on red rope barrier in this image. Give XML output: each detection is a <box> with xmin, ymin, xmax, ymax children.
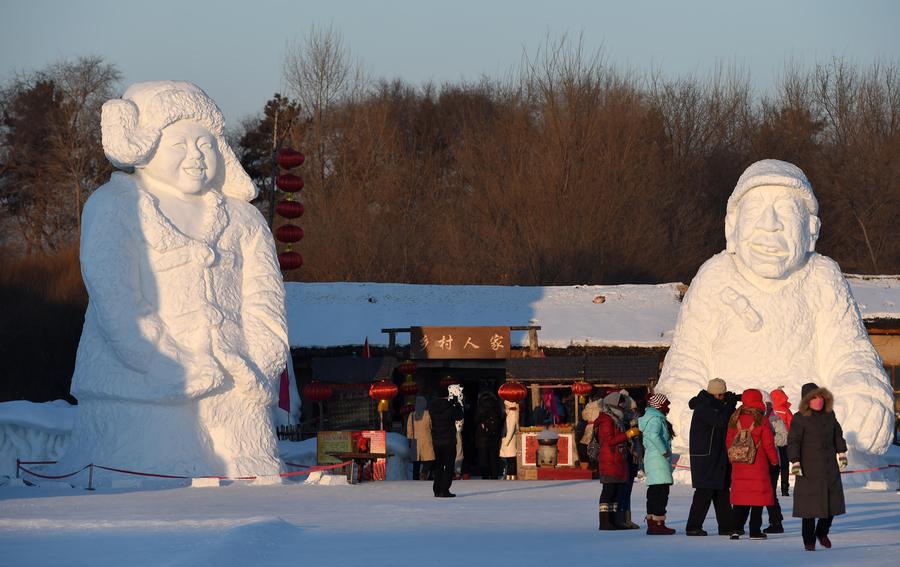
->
<box><xmin>17</xmin><ymin>464</ymin><xmax>90</xmax><ymax>480</ymax></box>
<box><xmin>17</xmin><ymin>460</ymin><xmax>354</xmax><ymax>483</ymax></box>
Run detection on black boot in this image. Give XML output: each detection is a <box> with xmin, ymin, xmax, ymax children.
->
<box><xmin>598</xmin><ymin>504</ymin><xmax>617</xmax><ymax>530</ymax></box>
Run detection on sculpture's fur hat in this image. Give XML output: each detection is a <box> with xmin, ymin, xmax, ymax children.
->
<box><xmin>101</xmin><ymin>81</ymin><xmax>256</xmax><ymax>201</ymax></box>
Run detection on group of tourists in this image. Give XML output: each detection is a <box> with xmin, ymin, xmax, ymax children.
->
<box><xmin>407</xmin><ymin>376</ymin><xmax>849</xmax><ymax>551</ymax></box>
<box><xmin>587</xmin><ymin>377</ymin><xmax>848</xmax><ymax>551</ymax></box>
<box><xmin>406</xmin><ymin>384</ymin><xmax>519</xmax><ymax>497</ymax></box>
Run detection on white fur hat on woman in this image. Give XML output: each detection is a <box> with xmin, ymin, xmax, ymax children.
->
<box><xmin>100</xmin><ymin>81</ymin><xmax>257</xmax><ymax>201</ymax></box>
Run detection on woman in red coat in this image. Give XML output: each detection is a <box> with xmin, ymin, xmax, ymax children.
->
<box><xmin>593</xmin><ymin>392</ymin><xmax>640</xmax><ymax>530</ymax></box>
<box><xmin>726</xmin><ymin>389</ymin><xmax>779</xmax><ymax>540</ymax></box>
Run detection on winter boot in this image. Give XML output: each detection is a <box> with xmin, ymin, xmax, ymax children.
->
<box><xmin>763</xmin><ymin>524</ymin><xmax>784</xmax><ymax>534</ymax></box>
<box><xmin>646</xmin><ymin>515</ymin><xmax>676</xmax><ymax>535</ymax></box>
<box><xmin>598</xmin><ymin>504</ymin><xmax>618</xmax><ymax>530</ymax></box>
<box><xmin>622</xmin><ymin>510</ymin><xmax>640</xmax><ymax>529</ymax></box>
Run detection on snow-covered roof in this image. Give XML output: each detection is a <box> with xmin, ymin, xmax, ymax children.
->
<box><xmin>845</xmin><ymin>274</ymin><xmax>900</xmax><ymax>320</ymax></box>
<box><xmin>286</xmin><ymin>276</ymin><xmax>900</xmax><ymax>350</ymax></box>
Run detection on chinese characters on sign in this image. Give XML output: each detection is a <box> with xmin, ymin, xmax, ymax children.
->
<box><xmin>410</xmin><ymin>326</ymin><xmax>511</xmax><ymax>359</ymax></box>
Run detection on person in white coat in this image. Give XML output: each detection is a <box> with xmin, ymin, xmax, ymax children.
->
<box><xmin>500</xmin><ymin>400</ymin><xmax>520</xmax><ymax>479</ymax></box>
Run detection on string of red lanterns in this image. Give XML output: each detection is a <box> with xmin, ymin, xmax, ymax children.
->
<box><xmin>274</xmin><ymin>149</ymin><xmax>305</xmax><ymax>271</ymax></box>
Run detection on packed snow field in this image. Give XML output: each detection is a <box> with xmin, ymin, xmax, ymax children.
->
<box><xmin>2</xmin><ymin>474</ymin><xmax>899</xmax><ymax>567</ymax></box>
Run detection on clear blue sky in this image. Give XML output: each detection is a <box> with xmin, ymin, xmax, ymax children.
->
<box><xmin>2</xmin><ymin>0</ymin><xmax>899</xmax><ymax>125</ymax></box>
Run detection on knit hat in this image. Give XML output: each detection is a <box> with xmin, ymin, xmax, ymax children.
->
<box><xmin>801</xmin><ymin>382</ymin><xmax>819</xmax><ymax>399</ymax></box>
<box><xmin>648</xmin><ymin>393</ymin><xmax>669</xmax><ymax>410</ymax></box>
<box><xmin>760</xmin><ymin>390</ymin><xmax>772</xmax><ymax>405</ymax></box>
<box><xmin>740</xmin><ymin>389</ymin><xmax>765</xmax><ymax>411</ymax></box>
<box><xmin>706</xmin><ymin>378</ymin><xmax>727</xmax><ymax>395</ymax></box>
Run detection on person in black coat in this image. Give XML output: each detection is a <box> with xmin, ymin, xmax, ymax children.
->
<box><xmin>685</xmin><ymin>378</ymin><xmax>740</xmax><ymax>536</ymax></box>
<box><xmin>474</xmin><ymin>390</ymin><xmax>503</xmax><ymax>479</ymax></box>
<box><xmin>788</xmin><ymin>382</ymin><xmax>848</xmax><ymax>551</ymax></box>
<box><xmin>429</xmin><ymin>385</ymin><xmax>464</xmax><ymax>497</ymax></box>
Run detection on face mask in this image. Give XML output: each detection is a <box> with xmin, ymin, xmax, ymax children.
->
<box><xmin>809</xmin><ymin>397</ymin><xmax>825</xmax><ymax>411</ymax></box>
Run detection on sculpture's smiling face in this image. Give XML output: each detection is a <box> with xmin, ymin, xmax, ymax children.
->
<box><xmin>731</xmin><ymin>185</ymin><xmax>815</xmax><ymax>280</ymax></box>
<box><xmin>142</xmin><ymin>119</ymin><xmax>219</xmax><ymax>195</ymax></box>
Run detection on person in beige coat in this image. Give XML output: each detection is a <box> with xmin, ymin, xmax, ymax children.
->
<box><xmin>500</xmin><ymin>400</ymin><xmax>520</xmax><ymax>479</ymax></box>
<box><xmin>407</xmin><ymin>396</ymin><xmax>435</xmax><ymax>480</ymax></box>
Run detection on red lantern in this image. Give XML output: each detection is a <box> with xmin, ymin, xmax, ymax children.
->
<box><xmin>498</xmin><ymin>381</ymin><xmax>527</xmax><ymax>403</ymax></box>
<box><xmin>399</xmin><ymin>381</ymin><xmax>419</xmax><ymax>397</ymax></box>
<box><xmin>572</xmin><ymin>381</ymin><xmax>593</xmax><ymax>397</ymax></box>
<box><xmin>397</xmin><ymin>361</ymin><xmax>417</xmax><ymax>376</ymax></box>
<box><xmin>303</xmin><ymin>382</ymin><xmax>332</xmax><ymax>402</ymax></box>
<box><xmin>275</xmin><ymin>200</ymin><xmax>305</xmax><ymax>219</ymax></box>
<box><xmin>275</xmin><ymin>224</ymin><xmax>304</xmax><ymax>243</ymax></box>
<box><xmin>369</xmin><ymin>379</ymin><xmax>398</xmax><ymax>401</ymax></box>
<box><xmin>276</xmin><ymin>174</ymin><xmax>304</xmax><ymax>192</ymax></box>
<box><xmin>400</xmin><ymin>402</ymin><xmax>416</xmax><ymax>417</ymax></box>
<box><xmin>277</xmin><ymin>149</ymin><xmax>305</xmax><ymax>169</ymax></box>
<box><xmin>572</xmin><ymin>380</ymin><xmax>593</xmax><ymax>404</ymax></box>
<box><xmin>278</xmin><ymin>251</ymin><xmax>303</xmax><ymax>270</ymax></box>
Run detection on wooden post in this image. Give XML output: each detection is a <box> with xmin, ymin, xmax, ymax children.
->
<box><xmin>86</xmin><ymin>464</ymin><xmax>95</xmax><ymax>491</ymax></box>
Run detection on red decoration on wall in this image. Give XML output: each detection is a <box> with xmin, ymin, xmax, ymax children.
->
<box><xmin>278</xmin><ymin>251</ymin><xmax>303</xmax><ymax>270</ymax></box>
<box><xmin>277</xmin><ymin>149</ymin><xmax>306</xmax><ymax>169</ymax></box>
<box><xmin>276</xmin><ymin>174</ymin><xmax>304</xmax><ymax>192</ymax></box>
<box><xmin>303</xmin><ymin>381</ymin><xmax>332</xmax><ymax>402</ymax></box>
<box><xmin>498</xmin><ymin>381</ymin><xmax>527</xmax><ymax>403</ymax></box>
<box><xmin>275</xmin><ymin>200</ymin><xmax>305</xmax><ymax>219</ymax></box>
<box><xmin>369</xmin><ymin>380</ymin><xmax>399</xmax><ymax>401</ymax></box>
<box><xmin>274</xmin><ymin>224</ymin><xmax>304</xmax><ymax>243</ymax></box>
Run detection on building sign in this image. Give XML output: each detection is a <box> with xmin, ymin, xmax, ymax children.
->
<box><xmin>410</xmin><ymin>326</ymin><xmax>510</xmax><ymax>359</ymax></box>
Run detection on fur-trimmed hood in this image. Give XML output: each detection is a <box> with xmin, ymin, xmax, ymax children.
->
<box><xmin>798</xmin><ymin>385</ymin><xmax>834</xmax><ymax>416</ymax></box>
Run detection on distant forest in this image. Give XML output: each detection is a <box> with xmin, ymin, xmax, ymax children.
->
<box><xmin>2</xmin><ymin>32</ymin><xmax>899</xmax><ymax>401</ymax></box>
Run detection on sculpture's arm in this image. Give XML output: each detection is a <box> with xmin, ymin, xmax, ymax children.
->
<box><xmin>815</xmin><ymin>262</ymin><xmax>893</xmax><ymax>453</ymax></box>
<box><xmin>240</xmin><ymin>215</ymin><xmax>288</xmax><ymax>381</ymax></box>
<box><xmin>658</xmin><ymin>276</ymin><xmax>719</xmax><ymax>396</ymax></box>
<box><xmin>80</xmin><ymin>193</ymin><xmax>172</xmax><ymax>373</ymax></box>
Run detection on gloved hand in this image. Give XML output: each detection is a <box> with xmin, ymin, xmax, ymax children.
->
<box><xmin>625</xmin><ymin>426</ymin><xmax>641</xmax><ymax>439</ymax></box>
<box><xmin>790</xmin><ymin>462</ymin><xmax>802</xmax><ymax>477</ymax></box>
<box><xmin>838</xmin><ymin>453</ymin><xmax>848</xmax><ymax>470</ymax></box>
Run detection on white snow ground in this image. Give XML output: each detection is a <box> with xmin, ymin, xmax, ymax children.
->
<box><xmin>2</xmin><ymin>447</ymin><xmax>899</xmax><ymax>567</ymax></box>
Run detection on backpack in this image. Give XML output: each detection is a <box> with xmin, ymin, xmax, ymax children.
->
<box><xmin>727</xmin><ymin>421</ymin><xmax>757</xmax><ymax>464</ymax></box>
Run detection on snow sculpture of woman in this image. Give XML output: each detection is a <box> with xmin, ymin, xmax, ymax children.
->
<box><xmin>57</xmin><ymin>81</ymin><xmax>287</xmax><ymax>482</ymax></box>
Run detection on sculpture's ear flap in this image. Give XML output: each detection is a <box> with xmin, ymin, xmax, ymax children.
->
<box><xmin>101</xmin><ymin>99</ymin><xmax>159</xmax><ymax>169</ymax></box>
<box><xmin>725</xmin><ymin>210</ymin><xmax>737</xmax><ymax>253</ymax></box>
<box><xmin>807</xmin><ymin>214</ymin><xmax>821</xmax><ymax>252</ymax></box>
<box><xmin>219</xmin><ymin>140</ymin><xmax>258</xmax><ymax>202</ymax></box>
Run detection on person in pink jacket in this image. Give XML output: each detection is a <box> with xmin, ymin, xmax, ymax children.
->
<box><xmin>726</xmin><ymin>389</ymin><xmax>779</xmax><ymax>540</ymax></box>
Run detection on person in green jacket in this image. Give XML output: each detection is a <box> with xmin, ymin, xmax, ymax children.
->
<box><xmin>639</xmin><ymin>393</ymin><xmax>676</xmax><ymax>535</ymax></box>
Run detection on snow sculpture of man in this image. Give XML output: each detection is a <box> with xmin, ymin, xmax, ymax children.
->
<box><xmin>57</xmin><ymin>81</ymin><xmax>287</xmax><ymax>482</ymax></box>
<box><xmin>657</xmin><ymin>159</ymin><xmax>893</xmax><ymax>461</ymax></box>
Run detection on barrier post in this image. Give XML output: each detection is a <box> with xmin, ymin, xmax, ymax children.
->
<box><xmin>15</xmin><ymin>458</ymin><xmax>19</xmax><ymax>480</ymax></box>
<box><xmin>896</xmin><ymin>465</ymin><xmax>899</xmax><ymax>493</ymax></box>
<box><xmin>86</xmin><ymin>464</ymin><xmax>95</xmax><ymax>491</ymax></box>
